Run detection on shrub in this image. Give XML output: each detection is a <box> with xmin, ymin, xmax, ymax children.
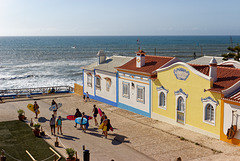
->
<box><xmin>66</xmin><ymin>148</ymin><xmax>76</xmax><ymax>159</ymax></box>
<box><xmin>17</xmin><ymin>109</ymin><xmax>25</xmax><ymax>116</ymax></box>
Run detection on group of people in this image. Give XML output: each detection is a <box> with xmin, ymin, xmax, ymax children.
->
<box><xmin>33</xmin><ymin>98</ymin><xmax>111</xmax><ymax>138</ymax></box>
<box><xmin>49</xmin><ymin>99</ymin><xmax>63</xmax><ymax>136</ymax></box>
<box><xmin>83</xmin><ymin>92</ymin><xmax>90</xmax><ymax>102</ymax></box>
<box><xmin>73</xmin><ymin>104</ymin><xmax>112</xmax><ymax>138</ymax></box>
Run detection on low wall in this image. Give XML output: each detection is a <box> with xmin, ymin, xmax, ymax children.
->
<box><xmin>74</xmin><ymin>83</ymin><xmax>83</xmax><ymax>96</ymax></box>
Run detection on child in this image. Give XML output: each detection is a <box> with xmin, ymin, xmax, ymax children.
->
<box><xmin>50</xmin><ymin>114</ymin><xmax>56</xmax><ymax>135</ymax></box>
<box><xmin>57</xmin><ymin>116</ymin><xmax>63</xmax><ymax>135</ymax></box>
<box><xmin>86</xmin><ymin>92</ymin><xmax>90</xmax><ymax>102</ymax></box>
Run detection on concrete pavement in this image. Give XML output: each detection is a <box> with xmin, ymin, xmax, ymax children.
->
<box><xmin>1</xmin><ymin>93</ymin><xmax>240</xmax><ymax>161</ymax></box>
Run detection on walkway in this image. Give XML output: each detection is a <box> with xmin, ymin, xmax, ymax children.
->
<box><xmin>1</xmin><ymin>93</ymin><xmax>240</xmax><ymax>161</ymax></box>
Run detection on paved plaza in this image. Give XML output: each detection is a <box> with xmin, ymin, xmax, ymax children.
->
<box><xmin>1</xmin><ymin>93</ymin><xmax>240</xmax><ymax>161</ymax></box>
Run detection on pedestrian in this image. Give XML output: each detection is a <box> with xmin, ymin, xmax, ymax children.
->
<box><xmin>83</xmin><ymin>94</ymin><xmax>86</xmax><ymax>102</ymax></box>
<box><xmin>33</xmin><ymin>101</ymin><xmax>39</xmax><ymax>119</ymax></box>
<box><xmin>99</xmin><ymin>115</ymin><xmax>109</xmax><ymax>138</ymax></box>
<box><xmin>80</xmin><ymin>112</ymin><xmax>87</xmax><ymax>133</ymax></box>
<box><xmin>86</xmin><ymin>92</ymin><xmax>90</xmax><ymax>102</ymax></box>
<box><xmin>57</xmin><ymin>116</ymin><xmax>63</xmax><ymax>135</ymax></box>
<box><xmin>100</xmin><ymin>112</ymin><xmax>107</xmax><ymax>124</ymax></box>
<box><xmin>52</xmin><ymin>99</ymin><xmax>58</xmax><ymax>116</ymax></box>
<box><xmin>74</xmin><ymin>108</ymin><xmax>82</xmax><ymax>128</ymax></box>
<box><xmin>50</xmin><ymin>114</ymin><xmax>56</xmax><ymax>135</ymax></box>
<box><xmin>92</xmin><ymin>105</ymin><xmax>98</xmax><ymax>126</ymax></box>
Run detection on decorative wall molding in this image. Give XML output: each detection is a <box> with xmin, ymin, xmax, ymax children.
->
<box><xmin>174</xmin><ymin>68</ymin><xmax>190</xmax><ymax>80</ymax></box>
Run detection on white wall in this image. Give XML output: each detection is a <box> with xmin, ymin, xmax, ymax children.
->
<box><xmin>83</xmin><ymin>71</ymin><xmax>94</xmax><ymax>96</ymax></box>
<box><xmin>223</xmin><ymin>102</ymin><xmax>240</xmax><ymax>139</ymax></box>
<box><xmin>95</xmin><ymin>71</ymin><xmax>116</xmax><ymax>102</ymax></box>
<box><xmin>118</xmin><ymin>77</ymin><xmax>149</xmax><ymax>113</ymax></box>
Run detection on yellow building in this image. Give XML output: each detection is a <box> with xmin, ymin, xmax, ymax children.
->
<box><xmin>152</xmin><ymin>60</ymin><xmax>223</xmax><ymax>138</ymax></box>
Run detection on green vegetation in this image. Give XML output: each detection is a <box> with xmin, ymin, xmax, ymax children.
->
<box><xmin>17</xmin><ymin>109</ymin><xmax>25</xmax><ymax>116</ymax></box>
<box><xmin>33</xmin><ymin>123</ymin><xmax>41</xmax><ymax>130</ymax></box>
<box><xmin>0</xmin><ymin>120</ymin><xmax>63</xmax><ymax>161</ymax></box>
<box><xmin>222</xmin><ymin>45</ymin><xmax>240</xmax><ymax>61</ymax></box>
<box><xmin>66</xmin><ymin>148</ymin><xmax>76</xmax><ymax>159</ymax></box>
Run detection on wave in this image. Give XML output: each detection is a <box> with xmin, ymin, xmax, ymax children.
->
<box><xmin>0</xmin><ymin>75</ymin><xmax>35</xmax><ymax>81</ymax></box>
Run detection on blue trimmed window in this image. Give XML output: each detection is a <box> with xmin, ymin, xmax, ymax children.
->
<box><xmin>177</xmin><ymin>96</ymin><xmax>184</xmax><ymax>112</ymax></box>
<box><xmin>122</xmin><ymin>82</ymin><xmax>130</xmax><ymax>98</ymax></box>
<box><xmin>137</xmin><ymin>85</ymin><xmax>145</xmax><ymax>104</ymax></box>
<box><xmin>159</xmin><ymin>92</ymin><xmax>165</xmax><ymax>107</ymax></box>
<box><xmin>205</xmin><ymin>104</ymin><xmax>214</xmax><ymax>122</ymax></box>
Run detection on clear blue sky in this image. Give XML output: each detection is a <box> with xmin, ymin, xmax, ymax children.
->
<box><xmin>0</xmin><ymin>0</ymin><xmax>239</xmax><ymax>36</ymax></box>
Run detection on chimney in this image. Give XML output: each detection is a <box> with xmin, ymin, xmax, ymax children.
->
<box><xmin>136</xmin><ymin>50</ymin><xmax>146</xmax><ymax>68</ymax></box>
<box><xmin>209</xmin><ymin>57</ymin><xmax>217</xmax><ymax>82</ymax></box>
<box><xmin>97</xmin><ymin>50</ymin><xmax>106</xmax><ymax>65</ymax></box>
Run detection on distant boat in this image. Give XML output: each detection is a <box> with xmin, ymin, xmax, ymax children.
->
<box><xmin>71</xmin><ymin>46</ymin><xmax>76</xmax><ymax>49</ymax></box>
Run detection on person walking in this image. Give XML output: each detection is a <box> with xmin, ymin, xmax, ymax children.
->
<box><xmin>74</xmin><ymin>108</ymin><xmax>82</xmax><ymax>128</ymax></box>
<box><xmin>52</xmin><ymin>99</ymin><xmax>58</xmax><ymax>116</ymax></box>
<box><xmin>92</xmin><ymin>105</ymin><xmax>98</xmax><ymax>126</ymax></box>
<box><xmin>33</xmin><ymin>101</ymin><xmax>39</xmax><ymax>119</ymax></box>
<box><xmin>50</xmin><ymin>114</ymin><xmax>56</xmax><ymax>135</ymax></box>
<box><xmin>56</xmin><ymin>116</ymin><xmax>63</xmax><ymax>135</ymax></box>
<box><xmin>80</xmin><ymin>112</ymin><xmax>87</xmax><ymax>133</ymax></box>
<box><xmin>86</xmin><ymin>92</ymin><xmax>90</xmax><ymax>102</ymax></box>
<box><xmin>99</xmin><ymin>115</ymin><xmax>109</xmax><ymax>138</ymax></box>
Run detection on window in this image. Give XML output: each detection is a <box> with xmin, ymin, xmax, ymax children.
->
<box><xmin>137</xmin><ymin>85</ymin><xmax>145</xmax><ymax>103</ymax></box>
<box><xmin>87</xmin><ymin>74</ymin><xmax>92</xmax><ymax>87</ymax></box>
<box><xmin>157</xmin><ymin>86</ymin><xmax>168</xmax><ymax>110</ymax></box>
<box><xmin>201</xmin><ymin>96</ymin><xmax>218</xmax><ymax>126</ymax></box>
<box><xmin>205</xmin><ymin>104</ymin><xmax>214</xmax><ymax>122</ymax></box>
<box><xmin>177</xmin><ymin>96</ymin><xmax>184</xmax><ymax>111</ymax></box>
<box><xmin>96</xmin><ymin>77</ymin><xmax>101</xmax><ymax>90</ymax></box>
<box><xmin>174</xmin><ymin>88</ymin><xmax>188</xmax><ymax>124</ymax></box>
<box><xmin>104</xmin><ymin>77</ymin><xmax>111</xmax><ymax>92</ymax></box>
<box><xmin>122</xmin><ymin>82</ymin><xmax>130</xmax><ymax>98</ymax></box>
<box><xmin>159</xmin><ymin>92</ymin><xmax>165</xmax><ymax>107</ymax></box>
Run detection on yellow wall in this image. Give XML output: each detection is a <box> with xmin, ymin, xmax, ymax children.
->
<box><xmin>152</xmin><ymin>64</ymin><xmax>222</xmax><ymax>135</ymax></box>
<box><xmin>74</xmin><ymin>83</ymin><xmax>83</xmax><ymax>96</ymax></box>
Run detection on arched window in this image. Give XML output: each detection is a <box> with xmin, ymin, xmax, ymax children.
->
<box><xmin>177</xmin><ymin>96</ymin><xmax>184</xmax><ymax>111</ymax></box>
<box><xmin>201</xmin><ymin>96</ymin><xmax>218</xmax><ymax>126</ymax></box>
<box><xmin>205</xmin><ymin>104</ymin><xmax>214</xmax><ymax>122</ymax></box>
<box><xmin>159</xmin><ymin>92</ymin><xmax>165</xmax><ymax>107</ymax></box>
<box><xmin>157</xmin><ymin>86</ymin><xmax>168</xmax><ymax>110</ymax></box>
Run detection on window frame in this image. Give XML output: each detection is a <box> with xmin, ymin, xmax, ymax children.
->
<box><xmin>201</xmin><ymin>96</ymin><xmax>218</xmax><ymax>126</ymax></box>
<box><xmin>174</xmin><ymin>88</ymin><xmax>188</xmax><ymax>124</ymax></box>
<box><xmin>95</xmin><ymin>76</ymin><xmax>101</xmax><ymax>90</ymax></box>
<box><xmin>136</xmin><ymin>85</ymin><xmax>145</xmax><ymax>104</ymax></box>
<box><xmin>87</xmin><ymin>73</ymin><xmax>92</xmax><ymax>87</ymax></box>
<box><xmin>122</xmin><ymin>82</ymin><xmax>130</xmax><ymax>99</ymax></box>
<box><xmin>157</xmin><ymin>86</ymin><xmax>169</xmax><ymax>110</ymax></box>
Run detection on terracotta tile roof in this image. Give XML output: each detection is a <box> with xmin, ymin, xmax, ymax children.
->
<box><xmin>116</xmin><ymin>55</ymin><xmax>175</xmax><ymax>75</ymax></box>
<box><xmin>189</xmin><ymin>64</ymin><xmax>240</xmax><ymax>92</ymax></box>
<box><xmin>223</xmin><ymin>89</ymin><xmax>240</xmax><ymax>103</ymax></box>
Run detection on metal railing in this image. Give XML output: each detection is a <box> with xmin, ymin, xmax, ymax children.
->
<box><xmin>0</xmin><ymin>86</ymin><xmax>74</xmax><ymax>97</ymax></box>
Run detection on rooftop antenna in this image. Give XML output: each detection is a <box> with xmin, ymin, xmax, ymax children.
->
<box><xmin>137</xmin><ymin>39</ymin><xmax>140</xmax><ymax>50</ymax></box>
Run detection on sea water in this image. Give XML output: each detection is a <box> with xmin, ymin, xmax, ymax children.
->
<box><xmin>0</xmin><ymin>36</ymin><xmax>240</xmax><ymax>90</ymax></box>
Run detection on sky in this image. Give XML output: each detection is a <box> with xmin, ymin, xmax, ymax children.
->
<box><xmin>0</xmin><ymin>0</ymin><xmax>240</xmax><ymax>36</ymax></box>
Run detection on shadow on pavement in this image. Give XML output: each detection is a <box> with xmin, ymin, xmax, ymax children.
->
<box><xmin>58</xmin><ymin>134</ymin><xmax>80</xmax><ymax>141</ymax></box>
<box><xmin>38</xmin><ymin>117</ymin><xmax>49</xmax><ymax>123</ymax></box>
<box><xmin>110</xmin><ymin>134</ymin><xmax>130</xmax><ymax>145</ymax></box>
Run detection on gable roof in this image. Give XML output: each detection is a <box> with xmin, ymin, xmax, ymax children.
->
<box><xmin>189</xmin><ymin>64</ymin><xmax>240</xmax><ymax>92</ymax></box>
<box><xmin>116</xmin><ymin>55</ymin><xmax>177</xmax><ymax>75</ymax></box>
<box><xmin>81</xmin><ymin>56</ymin><xmax>133</xmax><ymax>73</ymax></box>
<box><xmin>188</xmin><ymin>56</ymin><xmax>225</xmax><ymax>65</ymax></box>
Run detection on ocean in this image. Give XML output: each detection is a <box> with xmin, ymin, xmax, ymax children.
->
<box><xmin>0</xmin><ymin>36</ymin><xmax>240</xmax><ymax>90</ymax></box>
